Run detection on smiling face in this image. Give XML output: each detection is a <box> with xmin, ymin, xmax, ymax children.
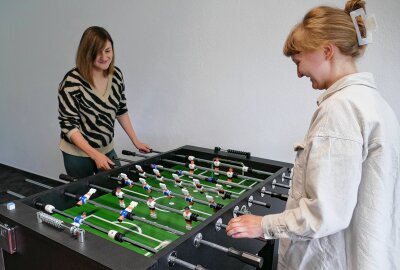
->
<box><xmin>291</xmin><ymin>48</ymin><xmax>330</xmax><ymax>90</ymax></box>
<box><xmin>93</xmin><ymin>40</ymin><xmax>113</xmax><ymax>72</ymax></box>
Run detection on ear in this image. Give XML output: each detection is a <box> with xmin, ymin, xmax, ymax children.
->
<box><xmin>323</xmin><ymin>43</ymin><xmax>334</xmax><ymax>60</ymax></box>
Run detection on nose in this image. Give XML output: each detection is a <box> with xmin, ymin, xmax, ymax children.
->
<box><xmin>297</xmin><ymin>67</ymin><xmax>303</xmax><ymax>78</ymax></box>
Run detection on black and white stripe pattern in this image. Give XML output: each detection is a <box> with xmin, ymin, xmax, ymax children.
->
<box><xmin>58</xmin><ymin>67</ymin><xmax>128</xmax><ymax>148</ymax></box>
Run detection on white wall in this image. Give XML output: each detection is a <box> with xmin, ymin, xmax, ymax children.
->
<box><xmin>1</xmin><ymin>0</ymin><xmax>399</xmax><ymax>179</ymax></box>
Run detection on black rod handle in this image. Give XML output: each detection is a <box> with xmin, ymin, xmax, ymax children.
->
<box><xmin>227</xmin><ymin>247</ymin><xmax>263</xmax><ymax>268</ymax></box>
<box><xmin>59</xmin><ymin>173</ymin><xmax>76</xmax><ymax>182</ymax></box>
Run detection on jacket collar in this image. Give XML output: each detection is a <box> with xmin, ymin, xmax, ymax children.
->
<box><xmin>317</xmin><ymin>72</ymin><xmax>376</xmax><ymax>106</ymax></box>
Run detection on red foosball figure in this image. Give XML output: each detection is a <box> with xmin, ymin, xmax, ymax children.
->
<box><xmin>213</xmin><ymin>157</ymin><xmax>220</xmax><ymax>176</ymax></box>
<box><xmin>226</xmin><ymin>167</ymin><xmax>234</xmax><ymax>188</ymax></box>
<box><xmin>188</xmin><ymin>160</ymin><xmax>196</xmax><ymax>177</ymax></box>
<box><xmin>147</xmin><ymin>196</ymin><xmax>157</xmax><ymax>219</ymax></box>
<box><xmin>183</xmin><ymin>206</ymin><xmax>193</xmax><ymax>230</ymax></box>
<box><xmin>193</xmin><ymin>179</ymin><xmax>204</xmax><ymax>194</ymax></box>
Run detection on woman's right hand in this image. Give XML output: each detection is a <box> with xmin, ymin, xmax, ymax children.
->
<box><xmin>91</xmin><ymin>152</ymin><xmax>115</xmax><ymax>170</ymax></box>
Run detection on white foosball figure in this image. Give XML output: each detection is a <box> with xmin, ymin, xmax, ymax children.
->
<box><xmin>72</xmin><ymin>212</ymin><xmax>87</xmax><ymax>227</ymax></box>
<box><xmin>193</xmin><ymin>179</ymin><xmax>204</xmax><ymax>194</ymax></box>
<box><xmin>172</xmin><ymin>173</ymin><xmax>183</xmax><ymax>188</ymax></box>
<box><xmin>139</xmin><ymin>177</ymin><xmax>152</xmax><ymax>194</ymax></box>
<box><xmin>77</xmin><ymin>188</ymin><xmax>97</xmax><ymax>206</ymax></box>
<box><xmin>216</xmin><ymin>184</ymin><xmax>225</xmax><ymax>197</ymax></box>
<box><xmin>182</xmin><ymin>188</ymin><xmax>194</xmax><ymax>208</ymax></box>
<box><xmin>117</xmin><ymin>173</ymin><xmax>133</xmax><ymax>188</ymax></box>
<box><xmin>115</xmin><ymin>186</ymin><xmax>126</xmax><ymax>208</ymax></box>
<box><xmin>118</xmin><ymin>201</ymin><xmax>138</xmax><ymax>222</ymax></box>
<box><xmin>135</xmin><ymin>165</ymin><xmax>147</xmax><ymax>178</ymax></box>
<box><xmin>152</xmin><ymin>169</ymin><xmax>164</xmax><ymax>182</ymax></box>
<box><xmin>160</xmin><ymin>183</ymin><xmax>173</xmax><ymax>199</ymax></box>
<box><xmin>147</xmin><ymin>196</ymin><xmax>157</xmax><ymax>219</ymax></box>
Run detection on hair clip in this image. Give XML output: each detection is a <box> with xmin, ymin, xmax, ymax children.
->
<box><xmin>350</xmin><ymin>8</ymin><xmax>377</xmax><ymax>46</ymax></box>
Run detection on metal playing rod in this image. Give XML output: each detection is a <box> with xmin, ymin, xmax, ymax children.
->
<box><xmin>162</xmin><ymin>159</ymin><xmax>265</xmax><ymax>183</ymax></box>
<box><xmin>193</xmin><ymin>233</ymin><xmax>263</xmax><ymax>268</ymax></box>
<box><xmin>247</xmin><ymin>196</ymin><xmax>271</xmax><ymax>208</ymax></box>
<box><xmin>88</xmin><ymin>183</ymin><xmax>206</xmax><ymax>221</ymax></box>
<box><xmin>109</xmin><ymin>176</ymin><xmax>211</xmax><ymax>207</ymax></box>
<box><xmin>63</xmin><ymin>192</ymin><xmax>184</xmax><ymax>236</ymax></box>
<box><xmin>129</xmin><ymin>169</ymin><xmax>239</xmax><ymax>199</ymax></box>
<box><xmin>39</xmin><ymin>176</ymin><xmax>70</xmax><ymax>184</ymax></box>
<box><xmin>260</xmin><ymin>187</ymin><xmax>288</xmax><ymax>201</ymax></box>
<box><xmin>272</xmin><ymin>179</ymin><xmax>291</xmax><ymax>189</ymax></box>
<box><xmin>168</xmin><ymin>251</ymin><xmax>208</xmax><ymax>270</ymax></box>
<box><xmin>25</xmin><ymin>179</ymin><xmax>54</xmax><ymax>189</ymax></box>
<box><xmin>175</xmin><ymin>154</ymin><xmax>273</xmax><ymax>176</ymax></box>
<box><xmin>153</xmin><ymin>164</ymin><xmax>252</xmax><ymax>190</ymax></box>
<box><xmin>35</xmin><ymin>202</ymin><xmax>156</xmax><ymax>252</ymax></box>
<box><xmin>113</xmin><ymin>157</ymin><xmax>136</xmax><ymax>164</ymax></box>
<box><xmin>6</xmin><ymin>190</ymin><xmax>25</xmax><ymax>199</ymax></box>
<box><xmin>36</xmin><ymin>211</ymin><xmax>85</xmax><ymax>243</ymax></box>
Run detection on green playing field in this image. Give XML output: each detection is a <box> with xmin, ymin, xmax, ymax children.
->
<box><xmin>52</xmin><ymin>165</ymin><xmax>259</xmax><ymax>257</ymax></box>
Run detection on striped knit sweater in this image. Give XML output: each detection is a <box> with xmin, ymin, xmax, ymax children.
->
<box><xmin>58</xmin><ymin>67</ymin><xmax>128</xmax><ymax>156</ymax></box>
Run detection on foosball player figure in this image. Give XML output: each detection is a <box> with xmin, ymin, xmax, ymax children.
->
<box><xmin>139</xmin><ymin>178</ymin><xmax>152</xmax><ymax>194</ymax></box>
<box><xmin>159</xmin><ymin>183</ymin><xmax>173</xmax><ymax>199</ymax></box>
<box><xmin>216</xmin><ymin>184</ymin><xmax>232</xmax><ymax>200</ymax></box>
<box><xmin>213</xmin><ymin>157</ymin><xmax>221</xmax><ymax>176</ymax></box>
<box><xmin>206</xmin><ymin>195</ymin><xmax>223</xmax><ymax>213</ymax></box>
<box><xmin>226</xmin><ymin>167</ymin><xmax>234</xmax><ymax>188</ymax></box>
<box><xmin>72</xmin><ymin>211</ymin><xmax>87</xmax><ymax>227</ymax></box>
<box><xmin>182</xmin><ymin>206</ymin><xmax>198</xmax><ymax>230</ymax></box>
<box><xmin>193</xmin><ymin>179</ymin><xmax>205</xmax><ymax>194</ymax></box>
<box><xmin>172</xmin><ymin>173</ymin><xmax>183</xmax><ymax>188</ymax></box>
<box><xmin>147</xmin><ymin>196</ymin><xmax>157</xmax><ymax>219</ymax></box>
<box><xmin>188</xmin><ymin>160</ymin><xmax>196</xmax><ymax>178</ymax></box>
<box><xmin>77</xmin><ymin>188</ymin><xmax>97</xmax><ymax>206</ymax></box>
<box><xmin>152</xmin><ymin>169</ymin><xmax>164</xmax><ymax>183</ymax></box>
<box><xmin>118</xmin><ymin>201</ymin><xmax>138</xmax><ymax>222</ymax></box>
<box><xmin>117</xmin><ymin>173</ymin><xmax>133</xmax><ymax>188</ymax></box>
<box><xmin>135</xmin><ymin>165</ymin><xmax>147</xmax><ymax>178</ymax></box>
<box><xmin>182</xmin><ymin>188</ymin><xmax>194</xmax><ymax>208</ymax></box>
<box><xmin>113</xmin><ymin>186</ymin><xmax>126</xmax><ymax>208</ymax></box>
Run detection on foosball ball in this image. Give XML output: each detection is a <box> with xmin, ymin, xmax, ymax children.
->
<box><xmin>0</xmin><ymin>145</ymin><xmax>292</xmax><ymax>270</ymax></box>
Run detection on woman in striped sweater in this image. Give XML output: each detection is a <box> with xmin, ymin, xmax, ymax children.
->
<box><xmin>58</xmin><ymin>26</ymin><xmax>151</xmax><ymax>178</ymax></box>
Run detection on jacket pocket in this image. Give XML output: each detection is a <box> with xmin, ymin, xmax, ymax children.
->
<box><xmin>290</xmin><ymin>142</ymin><xmax>306</xmax><ymax>200</ymax></box>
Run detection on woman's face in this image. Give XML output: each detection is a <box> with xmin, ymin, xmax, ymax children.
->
<box><xmin>93</xmin><ymin>40</ymin><xmax>113</xmax><ymax>72</ymax></box>
<box><xmin>291</xmin><ymin>49</ymin><xmax>329</xmax><ymax>90</ymax></box>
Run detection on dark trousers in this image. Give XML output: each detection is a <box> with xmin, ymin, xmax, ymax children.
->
<box><xmin>62</xmin><ymin>149</ymin><xmax>121</xmax><ymax>179</ymax></box>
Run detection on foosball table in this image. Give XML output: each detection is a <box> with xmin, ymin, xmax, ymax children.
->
<box><xmin>0</xmin><ymin>145</ymin><xmax>292</xmax><ymax>270</ymax></box>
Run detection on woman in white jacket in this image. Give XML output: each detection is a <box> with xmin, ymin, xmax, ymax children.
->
<box><xmin>226</xmin><ymin>1</ymin><xmax>400</xmax><ymax>269</ymax></box>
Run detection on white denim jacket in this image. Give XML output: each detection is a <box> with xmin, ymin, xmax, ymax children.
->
<box><xmin>262</xmin><ymin>73</ymin><xmax>400</xmax><ymax>270</ymax></box>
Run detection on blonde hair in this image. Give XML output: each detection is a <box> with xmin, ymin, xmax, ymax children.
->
<box><xmin>283</xmin><ymin>0</ymin><xmax>367</xmax><ymax>58</ymax></box>
<box><xmin>76</xmin><ymin>26</ymin><xmax>115</xmax><ymax>86</ymax></box>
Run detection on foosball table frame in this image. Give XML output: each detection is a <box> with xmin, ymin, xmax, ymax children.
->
<box><xmin>0</xmin><ymin>145</ymin><xmax>292</xmax><ymax>270</ymax></box>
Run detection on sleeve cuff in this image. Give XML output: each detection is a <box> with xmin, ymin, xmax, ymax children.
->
<box><xmin>261</xmin><ymin>213</ymin><xmax>287</xmax><ymax>239</ymax></box>
<box><xmin>66</xmin><ymin>128</ymin><xmax>80</xmax><ymax>140</ymax></box>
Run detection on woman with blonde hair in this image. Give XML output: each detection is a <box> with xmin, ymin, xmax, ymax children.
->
<box><xmin>58</xmin><ymin>26</ymin><xmax>151</xmax><ymax>178</ymax></box>
<box><xmin>227</xmin><ymin>1</ymin><xmax>400</xmax><ymax>269</ymax></box>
